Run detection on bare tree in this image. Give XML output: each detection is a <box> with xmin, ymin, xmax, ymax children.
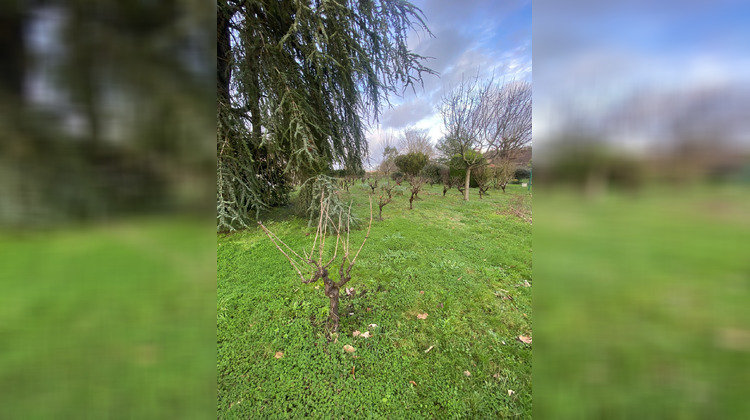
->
<box><xmin>407</xmin><ymin>175</ymin><xmax>426</xmax><ymax>210</ymax></box>
<box><xmin>378</xmin><ymin>130</ymin><xmax>399</xmax><ymax>175</ymax></box>
<box><xmin>399</xmin><ymin>127</ymin><xmax>435</xmax><ymax>159</ymax></box>
<box><xmin>377</xmin><ymin>182</ymin><xmax>394</xmax><ymax>221</ymax></box>
<box><xmin>440</xmin><ymin>166</ymin><xmax>452</xmax><ymax>196</ymax></box>
<box><xmin>439</xmin><ymin>75</ymin><xmax>495</xmax><ymax>200</ymax></box>
<box><xmin>486</xmin><ymin>81</ymin><xmax>532</xmax><ymax>191</ymax></box>
<box><xmin>440</xmin><ymin>77</ymin><xmax>532</xmax><ymax>201</ymax></box>
<box><xmin>451</xmin><ymin>175</ymin><xmax>465</xmax><ymax>196</ymax></box>
<box><xmin>473</xmin><ymin>166</ymin><xmax>491</xmax><ymax>199</ymax></box>
<box><xmin>492</xmin><ymin>157</ymin><xmax>516</xmax><ymax>193</ymax></box>
<box><xmin>258</xmin><ymin>192</ymin><xmax>373</xmax><ymax>333</ymax></box>
<box><xmin>367</xmin><ymin>177</ymin><xmax>379</xmax><ymax>193</ymax></box>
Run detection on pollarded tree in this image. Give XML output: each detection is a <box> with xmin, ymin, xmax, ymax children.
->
<box><xmin>217</xmin><ymin>0</ymin><xmax>435</xmax><ymax>230</ymax></box>
<box><xmin>377</xmin><ymin>182</ymin><xmax>395</xmax><ymax>221</ymax></box>
<box><xmin>394</xmin><ymin>152</ymin><xmax>428</xmax><ymax>177</ymax></box>
<box><xmin>367</xmin><ymin>178</ymin><xmax>379</xmax><ymax>194</ymax></box>
<box><xmin>492</xmin><ymin>158</ymin><xmax>516</xmax><ymax>193</ymax></box>
<box><xmin>407</xmin><ymin>175</ymin><xmax>426</xmax><ymax>210</ymax></box>
<box><xmin>473</xmin><ymin>165</ymin><xmax>491</xmax><ymax>199</ymax></box>
<box><xmin>440</xmin><ymin>165</ymin><xmax>452</xmax><ymax>196</ymax></box>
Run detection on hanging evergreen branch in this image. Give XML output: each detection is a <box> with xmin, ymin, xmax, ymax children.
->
<box><xmin>217</xmin><ymin>0</ymin><xmax>436</xmax><ymax>230</ymax></box>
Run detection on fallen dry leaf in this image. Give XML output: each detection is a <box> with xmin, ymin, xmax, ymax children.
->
<box><xmin>368</xmin><ymin>323</ymin><xmax>378</xmax><ymax>328</ymax></box>
<box><xmin>409</xmin><ymin>380</ymin><xmax>417</xmax><ymax>386</ymax></box>
<box><xmin>508</xmin><ymin>389</ymin><xmax>515</xmax><ymax>396</ymax></box>
<box><xmin>361</xmin><ymin>331</ymin><xmax>371</xmax><ymax>338</ymax></box>
<box><xmin>343</xmin><ymin>345</ymin><xmax>356</xmax><ymax>353</ymax></box>
<box><xmin>352</xmin><ymin>330</ymin><xmax>361</xmax><ymax>337</ymax></box>
<box><xmin>518</xmin><ymin>335</ymin><xmax>532</xmax><ymax>344</ymax></box>
<box><xmin>463</xmin><ymin>370</ymin><xmax>471</xmax><ymax>377</ymax></box>
<box><xmin>493</xmin><ymin>373</ymin><xmax>500</xmax><ymax>379</ymax></box>
<box><xmin>419</xmin><ymin>290</ymin><xmax>424</xmax><ymax>295</ymax></box>
<box><xmin>417</xmin><ymin>313</ymin><xmax>428</xmax><ymax>320</ymax></box>
<box><xmin>523</xmin><ymin>280</ymin><xmax>531</xmax><ymax>287</ymax></box>
<box><xmin>274</xmin><ymin>351</ymin><xmax>284</xmax><ymax>359</ymax></box>
<box><xmin>424</xmin><ymin>345</ymin><xmax>434</xmax><ymax>353</ymax></box>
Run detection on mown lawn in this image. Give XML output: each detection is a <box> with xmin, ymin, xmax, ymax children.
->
<box><xmin>0</xmin><ymin>219</ymin><xmax>216</xmax><ymax>418</ymax></box>
<box><xmin>534</xmin><ymin>184</ymin><xmax>750</xmax><ymax>418</ymax></box>
<box><xmin>217</xmin><ymin>181</ymin><xmax>533</xmax><ymax>418</ymax></box>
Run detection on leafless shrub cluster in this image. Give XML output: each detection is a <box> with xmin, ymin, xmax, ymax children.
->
<box><xmin>498</xmin><ymin>194</ymin><xmax>532</xmax><ymax>224</ymax></box>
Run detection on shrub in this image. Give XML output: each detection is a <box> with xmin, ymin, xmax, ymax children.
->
<box><xmin>421</xmin><ymin>163</ymin><xmax>446</xmax><ymax>185</ymax></box>
<box><xmin>514</xmin><ymin>167</ymin><xmax>531</xmax><ymax>180</ymax></box>
<box><xmin>394</xmin><ymin>152</ymin><xmax>428</xmax><ymax>176</ymax></box>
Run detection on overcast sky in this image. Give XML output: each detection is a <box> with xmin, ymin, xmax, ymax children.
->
<box><xmin>364</xmin><ymin>0</ymin><xmax>532</xmax><ymax>169</ymax></box>
<box><xmin>532</xmin><ymin>0</ymin><xmax>750</xmax><ymax>156</ymax></box>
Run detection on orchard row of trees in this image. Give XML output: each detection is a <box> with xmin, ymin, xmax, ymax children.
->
<box><xmin>374</xmin><ymin>78</ymin><xmax>531</xmax><ymax>201</ymax></box>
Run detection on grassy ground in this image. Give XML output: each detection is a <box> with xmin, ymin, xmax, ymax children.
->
<box><xmin>217</xmin><ymin>182</ymin><xmax>533</xmax><ymax>418</ymax></box>
<box><xmin>0</xmin><ymin>219</ymin><xmax>216</xmax><ymax>418</ymax></box>
<box><xmin>534</xmin><ymin>184</ymin><xmax>750</xmax><ymax>418</ymax></box>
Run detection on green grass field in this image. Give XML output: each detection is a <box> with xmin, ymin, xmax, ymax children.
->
<box><xmin>535</xmin><ymin>184</ymin><xmax>750</xmax><ymax>418</ymax></box>
<box><xmin>217</xmin><ymin>182</ymin><xmax>533</xmax><ymax>418</ymax></box>
<box><xmin>0</xmin><ymin>219</ymin><xmax>216</xmax><ymax>418</ymax></box>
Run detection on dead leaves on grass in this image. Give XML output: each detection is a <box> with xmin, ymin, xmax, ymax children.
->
<box><xmin>343</xmin><ymin>345</ymin><xmax>356</xmax><ymax>353</ymax></box>
<box><xmin>274</xmin><ymin>351</ymin><xmax>284</xmax><ymax>359</ymax></box>
<box><xmin>518</xmin><ymin>335</ymin><xmax>532</xmax><ymax>344</ymax></box>
<box><xmin>417</xmin><ymin>313</ymin><xmax>428</xmax><ymax>320</ymax></box>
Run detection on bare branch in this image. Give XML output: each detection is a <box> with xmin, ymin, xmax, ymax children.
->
<box><xmin>341</xmin><ymin>197</ymin><xmax>373</xmax><ymax>285</ymax></box>
<box><xmin>257</xmin><ymin>222</ymin><xmax>307</xmax><ymax>282</ymax></box>
<box><xmin>309</xmin><ymin>190</ymin><xmax>326</xmax><ymax>259</ymax></box>
<box><xmin>324</xmin><ymin>211</ymin><xmax>343</xmax><ymax>268</ymax></box>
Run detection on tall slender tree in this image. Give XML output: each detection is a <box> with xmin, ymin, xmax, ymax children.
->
<box><xmin>217</xmin><ymin>0</ymin><xmax>435</xmax><ymax>230</ymax></box>
<box><xmin>439</xmin><ymin>75</ymin><xmax>494</xmax><ymax>201</ymax></box>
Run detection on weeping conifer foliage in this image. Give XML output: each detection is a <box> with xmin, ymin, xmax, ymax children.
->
<box><xmin>217</xmin><ymin>0</ymin><xmax>435</xmax><ymax>231</ymax></box>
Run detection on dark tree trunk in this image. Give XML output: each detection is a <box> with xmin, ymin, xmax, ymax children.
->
<box><xmin>217</xmin><ymin>0</ymin><xmax>233</xmax><ymax>105</ymax></box>
<box><xmin>0</xmin><ymin>3</ymin><xmax>26</xmax><ymax>103</ymax></box>
<box><xmin>443</xmin><ymin>185</ymin><xmax>448</xmax><ymax>196</ymax></box>
<box><xmin>409</xmin><ymin>193</ymin><xmax>415</xmax><ymax>209</ymax></box>
<box><xmin>327</xmin><ymin>288</ymin><xmax>340</xmax><ymax>332</ymax></box>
